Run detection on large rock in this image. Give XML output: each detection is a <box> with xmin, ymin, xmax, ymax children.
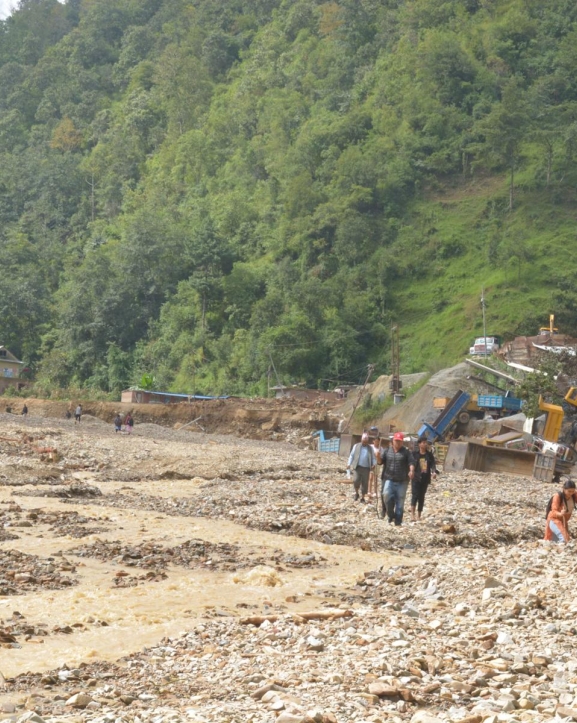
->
<box><xmin>369</xmin><ymin>682</ymin><xmax>398</xmax><ymax>697</ymax></box>
<box><xmin>65</xmin><ymin>693</ymin><xmax>93</xmax><ymax>709</ymax></box>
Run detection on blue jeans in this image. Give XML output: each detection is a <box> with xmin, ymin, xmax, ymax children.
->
<box><xmin>382</xmin><ymin>479</ymin><xmax>409</xmax><ymax>525</ymax></box>
<box><xmin>549</xmin><ymin>520</ymin><xmax>566</xmax><ymax>543</ymax></box>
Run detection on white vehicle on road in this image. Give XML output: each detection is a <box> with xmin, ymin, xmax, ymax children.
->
<box><xmin>469</xmin><ymin>336</ymin><xmax>501</xmax><ymax>356</ymax></box>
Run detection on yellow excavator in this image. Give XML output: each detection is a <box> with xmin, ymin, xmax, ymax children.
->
<box><xmin>539</xmin><ymin>396</ymin><xmax>564</xmax><ymax>443</ymax></box>
<box><xmin>539</xmin><ymin>314</ymin><xmax>559</xmax><ymax>336</ymax></box>
<box><xmin>565</xmin><ymin>387</ymin><xmax>577</xmax><ymax>408</ymax></box>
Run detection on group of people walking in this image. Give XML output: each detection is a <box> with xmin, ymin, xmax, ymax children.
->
<box><xmin>346</xmin><ymin>429</ymin><xmax>577</xmax><ymax>541</ymax></box>
<box><xmin>114</xmin><ymin>411</ymin><xmax>134</xmax><ymax>434</ymax></box>
<box><xmin>347</xmin><ymin>432</ymin><xmax>437</xmax><ymax>525</ymax></box>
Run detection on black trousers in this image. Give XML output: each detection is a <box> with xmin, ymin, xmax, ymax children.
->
<box><xmin>410</xmin><ymin>476</ymin><xmax>431</xmax><ymax>513</ymax></box>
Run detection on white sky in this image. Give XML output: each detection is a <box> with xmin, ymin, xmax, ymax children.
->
<box><xmin>0</xmin><ymin>2</ymin><xmax>14</xmax><ymax>19</ymax></box>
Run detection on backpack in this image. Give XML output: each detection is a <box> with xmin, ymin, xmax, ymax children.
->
<box><xmin>545</xmin><ymin>492</ymin><xmax>564</xmax><ymax>519</ymax></box>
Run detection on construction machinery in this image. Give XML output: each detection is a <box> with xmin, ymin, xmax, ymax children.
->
<box><xmin>539</xmin><ymin>314</ymin><xmax>558</xmax><ymax>336</ymax></box>
<box><xmin>312</xmin><ymin>430</ymin><xmax>341</xmax><ymax>453</ymax></box>
<box><xmin>433</xmin><ymin>393</ymin><xmax>523</xmax><ymax>423</ymax></box>
<box><xmin>417</xmin><ymin>390</ymin><xmax>471</xmax><ymax>442</ymax></box>
<box><xmin>565</xmin><ymin>387</ymin><xmax>577</xmax><ymax>408</ymax></box>
<box><xmin>538</xmin><ymin>396</ymin><xmax>564</xmax><ymax>443</ymax></box>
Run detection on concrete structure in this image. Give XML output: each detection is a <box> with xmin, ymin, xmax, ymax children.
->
<box><xmin>121</xmin><ymin>390</ymin><xmax>229</xmax><ymax>404</ymax></box>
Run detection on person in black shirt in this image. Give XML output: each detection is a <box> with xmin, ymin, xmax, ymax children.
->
<box><xmin>410</xmin><ymin>436</ymin><xmax>438</xmax><ymax>522</ymax></box>
<box><xmin>378</xmin><ymin>432</ymin><xmax>415</xmax><ymax>526</ymax></box>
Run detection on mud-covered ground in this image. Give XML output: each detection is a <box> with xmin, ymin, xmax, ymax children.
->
<box><xmin>0</xmin><ymin>413</ymin><xmax>571</xmax><ymax>723</ymax></box>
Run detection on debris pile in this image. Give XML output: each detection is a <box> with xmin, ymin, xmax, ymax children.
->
<box><xmin>4</xmin><ymin>540</ymin><xmax>577</xmax><ymax>723</ymax></box>
<box><xmin>0</xmin><ymin>411</ymin><xmax>575</xmax><ymax>723</ymax></box>
<box><xmin>0</xmin><ymin>549</ymin><xmax>77</xmax><ymax>595</ymax></box>
<box><xmin>76</xmin><ymin>470</ymin><xmax>548</xmax><ymax>552</ymax></box>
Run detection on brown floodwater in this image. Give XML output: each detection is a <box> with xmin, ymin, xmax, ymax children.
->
<box><xmin>0</xmin><ymin>476</ymin><xmax>413</xmax><ymax>678</ymax></box>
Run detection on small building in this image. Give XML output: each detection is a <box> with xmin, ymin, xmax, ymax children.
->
<box><xmin>120</xmin><ymin>389</ymin><xmax>229</xmax><ymax>404</ymax></box>
<box><xmin>0</xmin><ymin>346</ymin><xmax>28</xmax><ymax>393</ymax></box>
<box><xmin>0</xmin><ymin>346</ymin><xmax>23</xmax><ymax>379</ymax></box>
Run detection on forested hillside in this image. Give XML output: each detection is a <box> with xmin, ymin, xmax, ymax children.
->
<box><xmin>2</xmin><ymin>0</ymin><xmax>577</xmax><ymax>396</ymax></box>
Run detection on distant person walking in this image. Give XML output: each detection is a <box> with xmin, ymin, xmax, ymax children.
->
<box><xmin>410</xmin><ymin>436</ymin><xmax>438</xmax><ymax>522</ymax></box>
<box><xmin>114</xmin><ymin>413</ymin><xmax>123</xmax><ymax>433</ymax></box>
<box><xmin>124</xmin><ymin>412</ymin><xmax>134</xmax><ymax>435</ymax></box>
<box><xmin>75</xmin><ymin>404</ymin><xmax>82</xmax><ymax>423</ymax></box>
<box><xmin>378</xmin><ymin>432</ymin><xmax>414</xmax><ymax>526</ymax></box>
<box><xmin>347</xmin><ymin>432</ymin><xmax>376</xmax><ymax>503</ymax></box>
<box><xmin>21</xmin><ymin>404</ymin><xmax>28</xmax><ymax>417</ymax></box>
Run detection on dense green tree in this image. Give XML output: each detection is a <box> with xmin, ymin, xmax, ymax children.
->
<box><xmin>0</xmin><ymin>0</ymin><xmax>576</xmax><ymax>394</ymax></box>
<box><xmin>474</xmin><ymin>78</ymin><xmax>531</xmax><ymax>210</ymax></box>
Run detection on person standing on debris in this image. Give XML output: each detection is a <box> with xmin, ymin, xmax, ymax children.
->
<box><xmin>75</xmin><ymin>404</ymin><xmax>82</xmax><ymax>423</ymax></box>
<box><xmin>21</xmin><ymin>404</ymin><xmax>28</xmax><ymax>417</ymax></box>
<box><xmin>544</xmin><ymin>479</ymin><xmax>577</xmax><ymax>543</ymax></box>
<box><xmin>369</xmin><ymin>436</ymin><xmax>381</xmax><ymax>500</ymax></box>
<box><xmin>114</xmin><ymin>413</ymin><xmax>123</xmax><ymax>433</ymax></box>
<box><xmin>378</xmin><ymin>432</ymin><xmax>414</xmax><ymax>526</ymax></box>
<box><xmin>410</xmin><ymin>436</ymin><xmax>437</xmax><ymax>522</ymax></box>
<box><xmin>347</xmin><ymin>432</ymin><xmax>376</xmax><ymax>503</ymax></box>
<box><xmin>124</xmin><ymin>412</ymin><xmax>134</xmax><ymax>435</ymax></box>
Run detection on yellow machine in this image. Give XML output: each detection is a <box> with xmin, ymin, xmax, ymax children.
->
<box><xmin>539</xmin><ymin>314</ymin><xmax>558</xmax><ymax>336</ymax></box>
<box><xmin>565</xmin><ymin>387</ymin><xmax>577</xmax><ymax>407</ymax></box>
<box><xmin>538</xmin><ymin>396</ymin><xmax>564</xmax><ymax>443</ymax></box>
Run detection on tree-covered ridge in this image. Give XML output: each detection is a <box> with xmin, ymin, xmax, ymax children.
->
<box><xmin>2</xmin><ymin>0</ymin><xmax>577</xmax><ymax>395</ymax></box>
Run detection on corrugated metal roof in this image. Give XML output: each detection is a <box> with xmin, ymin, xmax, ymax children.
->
<box><xmin>126</xmin><ymin>390</ymin><xmax>229</xmax><ymax>400</ymax></box>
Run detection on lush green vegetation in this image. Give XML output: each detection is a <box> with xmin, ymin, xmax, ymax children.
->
<box><xmin>354</xmin><ymin>373</ymin><xmax>430</xmax><ymax>425</ymax></box>
<box><xmin>2</xmin><ymin>0</ymin><xmax>577</xmax><ymax>396</ymax></box>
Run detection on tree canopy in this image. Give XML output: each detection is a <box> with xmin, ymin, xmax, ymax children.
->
<box><xmin>1</xmin><ymin>0</ymin><xmax>577</xmax><ymax>395</ymax></box>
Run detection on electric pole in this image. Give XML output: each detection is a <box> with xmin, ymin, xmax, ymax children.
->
<box><xmin>390</xmin><ymin>324</ymin><xmax>402</xmax><ymax>395</ymax></box>
<box><xmin>267</xmin><ymin>350</ymin><xmax>283</xmax><ymax>396</ymax></box>
<box><xmin>481</xmin><ymin>288</ymin><xmax>488</xmax><ymax>358</ymax></box>
<box><xmin>343</xmin><ymin>363</ymin><xmax>375</xmax><ymax>432</ymax></box>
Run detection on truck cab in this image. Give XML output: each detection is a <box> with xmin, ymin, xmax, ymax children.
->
<box><xmin>469</xmin><ymin>336</ymin><xmax>501</xmax><ymax>356</ymax></box>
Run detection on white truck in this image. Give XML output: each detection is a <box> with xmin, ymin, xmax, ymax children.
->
<box><xmin>469</xmin><ymin>336</ymin><xmax>501</xmax><ymax>356</ymax></box>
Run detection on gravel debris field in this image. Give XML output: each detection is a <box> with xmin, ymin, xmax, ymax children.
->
<box><xmin>0</xmin><ymin>413</ymin><xmax>573</xmax><ymax>723</ymax></box>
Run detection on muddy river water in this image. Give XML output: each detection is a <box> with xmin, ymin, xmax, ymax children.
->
<box><xmin>1</xmin><ymin>474</ymin><xmax>411</xmax><ymax>679</ymax></box>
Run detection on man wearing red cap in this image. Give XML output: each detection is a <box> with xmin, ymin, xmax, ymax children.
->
<box><xmin>378</xmin><ymin>433</ymin><xmax>414</xmax><ymax>526</ymax></box>
<box><xmin>347</xmin><ymin>432</ymin><xmax>376</xmax><ymax>503</ymax></box>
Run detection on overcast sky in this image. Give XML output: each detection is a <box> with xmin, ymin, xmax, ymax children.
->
<box><xmin>0</xmin><ymin>2</ymin><xmax>13</xmax><ymax>19</ymax></box>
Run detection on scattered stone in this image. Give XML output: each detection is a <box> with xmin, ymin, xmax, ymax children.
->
<box><xmin>65</xmin><ymin>693</ymin><xmax>93</xmax><ymax>709</ymax></box>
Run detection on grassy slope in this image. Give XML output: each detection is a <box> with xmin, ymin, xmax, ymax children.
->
<box><xmin>393</xmin><ymin>159</ymin><xmax>577</xmax><ymax>373</ymax></box>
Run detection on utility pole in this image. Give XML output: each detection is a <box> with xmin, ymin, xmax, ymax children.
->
<box><xmin>267</xmin><ymin>350</ymin><xmax>283</xmax><ymax>396</ymax></box>
<box><xmin>390</xmin><ymin>324</ymin><xmax>402</xmax><ymax>398</ymax></box>
<box><xmin>481</xmin><ymin>288</ymin><xmax>488</xmax><ymax>358</ymax></box>
<box><xmin>343</xmin><ymin>363</ymin><xmax>375</xmax><ymax>432</ymax></box>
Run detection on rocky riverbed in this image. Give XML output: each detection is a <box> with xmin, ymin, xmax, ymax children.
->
<box><xmin>0</xmin><ymin>413</ymin><xmax>573</xmax><ymax>723</ymax></box>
